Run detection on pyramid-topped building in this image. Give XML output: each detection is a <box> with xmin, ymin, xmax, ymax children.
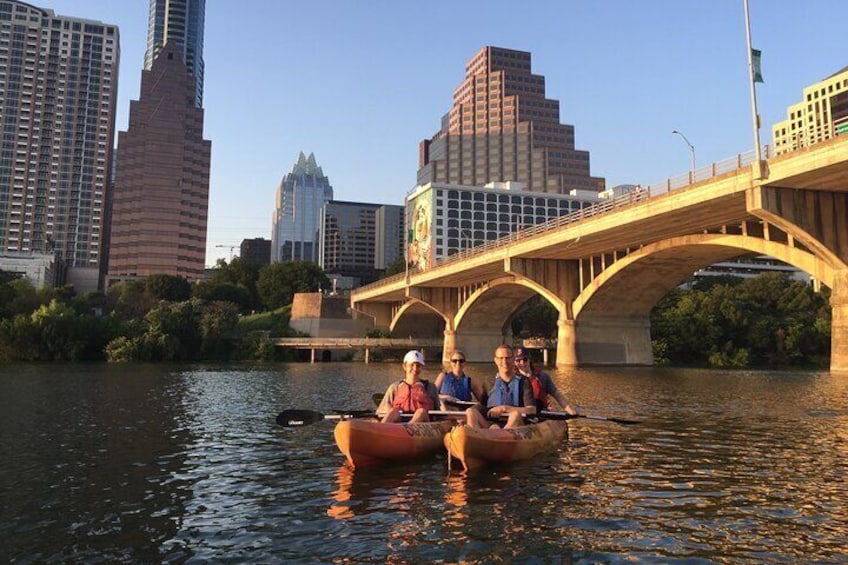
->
<box><xmin>417</xmin><ymin>46</ymin><xmax>604</xmax><ymax>194</ymax></box>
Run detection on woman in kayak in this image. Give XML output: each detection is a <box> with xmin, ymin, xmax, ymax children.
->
<box><xmin>376</xmin><ymin>350</ymin><xmax>440</xmax><ymax>423</ymax></box>
<box><xmin>433</xmin><ymin>349</ymin><xmax>486</xmax><ymax>410</ymax></box>
<box><xmin>465</xmin><ymin>344</ymin><xmax>536</xmax><ymax>429</ymax></box>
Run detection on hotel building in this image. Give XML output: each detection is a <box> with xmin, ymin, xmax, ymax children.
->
<box><xmin>772</xmin><ymin>66</ymin><xmax>848</xmax><ymax>155</ymax></box>
<box><xmin>418</xmin><ymin>46</ymin><xmax>604</xmax><ymax>194</ymax></box>
<box><xmin>0</xmin><ymin>1</ymin><xmax>119</xmax><ymax>291</ymax></box>
<box><xmin>406</xmin><ymin>181</ymin><xmax>600</xmax><ymax>270</ymax></box>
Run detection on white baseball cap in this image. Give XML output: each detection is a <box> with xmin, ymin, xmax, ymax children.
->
<box><xmin>403</xmin><ymin>350</ymin><xmax>425</xmax><ymax>365</ymax></box>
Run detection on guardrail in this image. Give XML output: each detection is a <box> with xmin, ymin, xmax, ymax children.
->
<box><xmin>357</xmin><ymin>144</ymin><xmax>773</xmax><ymax>295</ymax></box>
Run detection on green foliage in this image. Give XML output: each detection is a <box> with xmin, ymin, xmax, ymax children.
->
<box><xmin>0</xmin><ymin>300</ymin><xmax>125</xmax><ymax>362</ymax></box>
<box><xmin>510</xmin><ymin>296</ymin><xmax>558</xmax><ymax>338</ymax></box>
<box><xmin>237</xmin><ymin>305</ymin><xmax>293</xmax><ymax>336</ymax></box>
<box><xmin>145</xmin><ymin>274</ymin><xmax>192</xmax><ymax>302</ymax></box>
<box><xmin>192</xmin><ymin>280</ymin><xmax>254</xmax><ymax>312</ymax></box>
<box><xmin>382</xmin><ymin>256</ymin><xmax>407</xmax><ymax>277</ymax></box>
<box><xmin>209</xmin><ymin>257</ymin><xmax>262</xmax><ymax>309</ymax></box>
<box><xmin>651</xmin><ymin>273</ymin><xmax>830</xmax><ymax>368</ymax></box>
<box><xmin>107</xmin><ymin>279</ymin><xmax>156</xmax><ymax>319</ymax></box>
<box><xmin>256</xmin><ymin>261</ymin><xmax>330</xmax><ymax>310</ymax></box>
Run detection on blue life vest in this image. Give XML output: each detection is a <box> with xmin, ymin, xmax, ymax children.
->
<box><xmin>487</xmin><ymin>376</ymin><xmax>524</xmax><ymax>408</ymax></box>
<box><xmin>439</xmin><ymin>372</ymin><xmax>472</xmax><ymax>401</ymax></box>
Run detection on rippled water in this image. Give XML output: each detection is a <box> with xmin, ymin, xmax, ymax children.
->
<box><xmin>1</xmin><ymin>363</ymin><xmax>847</xmax><ymax>563</ymax></box>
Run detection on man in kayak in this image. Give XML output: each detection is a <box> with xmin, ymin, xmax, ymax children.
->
<box><xmin>465</xmin><ymin>344</ymin><xmax>536</xmax><ymax>429</ymax></box>
<box><xmin>433</xmin><ymin>349</ymin><xmax>487</xmax><ymax>410</ymax></box>
<box><xmin>376</xmin><ymin>350</ymin><xmax>440</xmax><ymax>423</ymax></box>
<box><xmin>513</xmin><ymin>347</ymin><xmax>579</xmax><ymax>416</ymax></box>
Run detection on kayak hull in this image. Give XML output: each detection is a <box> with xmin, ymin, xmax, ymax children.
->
<box><xmin>443</xmin><ymin>420</ymin><xmax>568</xmax><ymax>470</ymax></box>
<box><xmin>334</xmin><ymin>419</ymin><xmax>453</xmax><ymax>468</ymax></box>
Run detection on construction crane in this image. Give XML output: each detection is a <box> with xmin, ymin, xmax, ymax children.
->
<box><xmin>216</xmin><ymin>244</ymin><xmax>239</xmax><ymax>262</ymax></box>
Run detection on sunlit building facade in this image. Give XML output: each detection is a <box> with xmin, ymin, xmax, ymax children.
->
<box><xmin>418</xmin><ymin>46</ymin><xmax>604</xmax><ymax>194</ymax></box>
<box><xmin>0</xmin><ymin>1</ymin><xmax>119</xmax><ymax>291</ymax></box>
<box><xmin>772</xmin><ymin>66</ymin><xmax>848</xmax><ymax>155</ymax></box>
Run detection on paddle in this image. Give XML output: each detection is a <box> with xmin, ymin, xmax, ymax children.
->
<box><xmin>276</xmin><ymin>408</ymin><xmax>469</xmax><ymax>427</ymax></box>
<box><xmin>442</xmin><ymin>398</ymin><xmax>640</xmax><ymax>425</ymax></box>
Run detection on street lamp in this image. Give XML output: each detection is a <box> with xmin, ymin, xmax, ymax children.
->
<box><xmin>460</xmin><ymin>229</ymin><xmax>472</xmax><ymax>252</ymax></box>
<box><xmin>672</xmin><ymin>130</ymin><xmax>696</xmax><ymax>178</ymax></box>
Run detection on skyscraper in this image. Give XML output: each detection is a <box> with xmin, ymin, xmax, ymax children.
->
<box><xmin>144</xmin><ymin>0</ymin><xmax>205</xmax><ymax>108</ymax></box>
<box><xmin>107</xmin><ymin>0</ymin><xmax>210</xmax><ymax>282</ymax></box>
<box><xmin>418</xmin><ymin>46</ymin><xmax>604</xmax><ymax>194</ymax></box>
<box><xmin>271</xmin><ymin>152</ymin><xmax>333</xmax><ymax>263</ymax></box>
<box><xmin>0</xmin><ymin>1</ymin><xmax>119</xmax><ymax>292</ymax></box>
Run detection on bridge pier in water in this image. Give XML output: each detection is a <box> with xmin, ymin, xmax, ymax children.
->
<box><xmin>832</xmin><ymin>271</ymin><xmax>848</xmax><ymax>373</ymax></box>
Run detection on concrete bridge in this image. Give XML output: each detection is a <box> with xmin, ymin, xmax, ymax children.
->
<box><xmin>351</xmin><ymin>136</ymin><xmax>848</xmax><ymax>372</ymax></box>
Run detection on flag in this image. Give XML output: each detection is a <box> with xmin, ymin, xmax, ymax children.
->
<box><xmin>752</xmin><ymin>48</ymin><xmax>764</xmax><ymax>83</ymax></box>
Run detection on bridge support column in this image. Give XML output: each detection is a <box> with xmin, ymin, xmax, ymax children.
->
<box><xmin>832</xmin><ymin>271</ymin><xmax>848</xmax><ymax>373</ymax></box>
<box><xmin>555</xmin><ymin>317</ymin><xmax>577</xmax><ymax>367</ymax></box>
<box><xmin>458</xmin><ymin>329</ymin><xmax>505</xmax><ymax>364</ymax></box>
<box><xmin>576</xmin><ymin>317</ymin><xmax>653</xmax><ymax>365</ymax></box>
<box><xmin>443</xmin><ymin>328</ymin><xmax>457</xmax><ymax>366</ymax></box>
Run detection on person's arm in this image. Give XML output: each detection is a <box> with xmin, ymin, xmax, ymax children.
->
<box><xmin>426</xmin><ymin>382</ymin><xmax>440</xmax><ymax>410</ymax></box>
<box><xmin>543</xmin><ymin>373</ymin><xmax>578</xmax><ymax>415</ymax></box>
<box><xmin>376</xmin><ymin>383</ymin><xmax>395</xmax><ymax>416</ymax></box>
<box><xmin>470</xmin><ymin>377</ymin><xmax>486</xmax><ymax>405</ymax></box>
<box><xmin>434</xmin><ymin>371</ymin><xmax>446</xmax><ymax>392</ymax></box>
<box><xmin>521</xmin><ymin>377</ymin><xmax>537</xmax><ymax>416</ymax></box>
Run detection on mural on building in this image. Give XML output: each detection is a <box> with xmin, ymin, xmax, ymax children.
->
<box><xmin>406</xmin><ymin>191</ymin><xmax>433</xmax><ymax>271</ymax></box>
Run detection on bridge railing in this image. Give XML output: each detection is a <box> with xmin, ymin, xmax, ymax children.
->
<box><xmin>646</xmin><ymin>145</ymin><xmax>772</xmax><ymax>196</ymax></box>
<box><xmin>357</xmin><ymin>144</ymin><xmax>773</xmax><ymax>294</ymax></box>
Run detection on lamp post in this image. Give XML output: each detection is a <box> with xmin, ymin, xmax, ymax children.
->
<box><xmin>672</xmin><ymin>130</ymin><xmax>696</xmax><ymax>178</ymax></box>
<box><xmin>460</xmin><ymin>229</ymin><xmax>472</xmax><ymax>252</ymax></box>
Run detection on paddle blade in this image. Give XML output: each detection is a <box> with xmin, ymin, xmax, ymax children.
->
<box><xmin>372</xmin><ymin>393</ymin><xmax>384</xmax><ymax>407</ymax></box>
<box><xmin>276</xmin><ymin>409</ymin><xmax>325</xmax><ymax>427</ymax></box>
<box><xmin>596</xmin><ymin>415</ymin><xmax>641</xmax><ymax>425</ymax></box>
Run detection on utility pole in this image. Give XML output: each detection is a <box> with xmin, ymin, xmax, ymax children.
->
<box><xmin>672</xmin><ymin>130</ymin><xmax>696</xmax><ymax>178</ymax></box>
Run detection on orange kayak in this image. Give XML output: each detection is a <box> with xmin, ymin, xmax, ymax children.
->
<box><xmin>334</xmin><ymin>419</ymin><xmax>453</xmax><ymax>469</ymax></box>
<box><xmin>443</xmin><ymin>420</ymin><xmax>568</xmax><ymax>470</ymax></box>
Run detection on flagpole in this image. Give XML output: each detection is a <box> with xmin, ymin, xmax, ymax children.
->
<box><xmin>743</xmin><ymin>0</ymin><xmax>763</xmax><ymax>173</ymax></box>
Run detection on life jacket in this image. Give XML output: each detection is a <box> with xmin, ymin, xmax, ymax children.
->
<box><xmin>391</xmin><ymin>380</ymin><xmax>435</xmax><ymax>412</ymax></box>
<box><xmin>524</xmin><ymin>371</ymin><xmax>548</xmax><ymax>411</ymax></box>
<box><xmin>438</xmin><ymin>372</ymin><xmax>472</xmax><ymax>401</ymax></box>
<box><xmin>486</xmin><ymin>375</ymin><xmax>525</xmax><ymax>408</ymax></box>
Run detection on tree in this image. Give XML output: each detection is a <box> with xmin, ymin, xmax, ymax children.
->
<box><xmin>145</xmin><ymin>274</ymin><xmax>191</xmax><ymax>302</ymax></box>
<box><xmin>257</xmin><ymin>261</ymin><xmax>330</xmax><ymax>310</ymax></box>
<box><xmin>210</xmin><ymin>257</ymin><xmax>261</xmax><ymax>308</ymax></box>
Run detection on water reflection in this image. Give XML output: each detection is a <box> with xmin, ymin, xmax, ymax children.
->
<box><xmin>1</xmin><ymin>364</ymin><xmax>847</xmax><ymax>563</ymax></box>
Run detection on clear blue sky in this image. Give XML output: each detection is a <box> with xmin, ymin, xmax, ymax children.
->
<box><xmin>37</xmin><ymin>1</ymin><xmax>848</xmax><ymax>266</ymax></box>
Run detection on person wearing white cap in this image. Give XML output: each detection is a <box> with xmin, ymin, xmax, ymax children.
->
<box><xmin>375</xmin><ymin>350</ymin><xmax>440</xmax><ymax>423</ymax></box>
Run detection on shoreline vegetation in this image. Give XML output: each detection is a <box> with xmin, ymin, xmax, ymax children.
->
<box><xmin>0</xmin><ymin>260</ymin><xmax>831</xmax><ymax>369</ymax></box>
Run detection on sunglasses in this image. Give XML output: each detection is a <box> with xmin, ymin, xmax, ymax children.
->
<box><xmin>450</xmin><ymin>359</ymin><xmax>466</xmax><ymax>363</ymax></box>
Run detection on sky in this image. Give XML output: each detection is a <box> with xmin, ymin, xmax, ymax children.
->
<box><xmin>35</xmin><ymin>0</ymin><xmax>848</xmax><ymax>266</ymax></box>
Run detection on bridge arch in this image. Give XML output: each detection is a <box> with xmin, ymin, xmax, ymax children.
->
<box><xmin>575</xmin><ymin>233</ymin><xmax>835</xmax><ymax>320</ymax></box>
<box><xmin>455</xmin><ymin>275</ymin><xmax>565</xmax><ymax>331</ymax></box>
<box><xmin>390</xmin><ymin>299</ymin><xmax>448</xmax><ymax>337</ymax></box>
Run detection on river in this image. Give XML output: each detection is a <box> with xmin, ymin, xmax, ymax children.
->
<box><xmin>1</xmin><ymin>362</ymin><xmax>846</xmax><ymax>563</ymax></box>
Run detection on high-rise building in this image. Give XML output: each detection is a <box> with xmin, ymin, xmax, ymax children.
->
<box><xmin>107</xmin><ymin>42</ymin><xmax>210</xmax><ymax>281</ymax></box>
<box><xmin>418</xmin><ymin>46</ymin><xmax>604</xmax><ymax>194</ymax></box>
<box><xmin>772</xmin><ymin>66</ymin><xmax>848</xmax><ymax>155</ymax></box>
<box><xmin>271</xmin><ymin>152</ymin><xmax>333</xmax><ymax>263</ymax></box>
<box><xmin>318</xmin><ymin>200</ymin><xmax>404</xmax><ymax>283</ymax></box>
<box><xmin>0</xmin><ymin>1</ymin><xmax>119</xmax><ymax>292</ymax></box>
<box><xmin>107</xmin><ymin>1</ymin><xmax>210</xmax><ymax>282</ymax></box>
<box><xmin>144</xmin><ymin>0</ymin><xmax>205</xmax><ymax>108</ymax></box>
<box><xmin>239</xmin><ymin>237</ymin><xmax>271</xmax><ymax>265</ymax></box>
